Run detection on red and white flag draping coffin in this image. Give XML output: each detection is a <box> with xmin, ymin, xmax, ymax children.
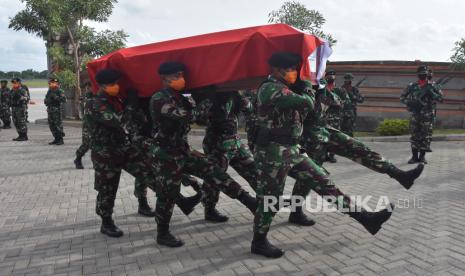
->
<box><xmin>87</xmin><ymin>23</ymin><xmax>323</xmax><ymax>97</ymax></box>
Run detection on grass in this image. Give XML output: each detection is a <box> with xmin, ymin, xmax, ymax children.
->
<box><xmin>22</xmin><ymin>79</ymin><xmax>48</xmax><ymax>88</ymax></box>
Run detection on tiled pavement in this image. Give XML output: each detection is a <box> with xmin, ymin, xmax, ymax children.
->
<box><xmin>1</xmin><ymin>124</ymin><xmax>465</xmax><ymax>275</ymax></box>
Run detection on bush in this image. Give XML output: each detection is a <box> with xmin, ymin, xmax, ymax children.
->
<box><xmin>376</xmin><ymin>119</ymin><xmax>410</xmax><ymax>136</ymax></box>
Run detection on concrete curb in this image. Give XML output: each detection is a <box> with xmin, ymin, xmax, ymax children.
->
<box><xmin>35</xmin><ymin>118</ymin><xmax>465</xmax><ymax>142</ymax></box>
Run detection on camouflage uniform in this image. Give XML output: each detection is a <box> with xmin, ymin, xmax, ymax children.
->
<box><xmin>401</xmin><ymin>80</ymin><xmax>443</xmax><ymax>152</ymax></box>
<box><xmin>88</xmin><ymin>91</ymin><xmax>157</xmax><ymax>218</ymax></box>
<box><xmin>76</xmin><ymin>91</ymin><xmax>93</xmax><ymax>159</ymax></box>
<box><xmin>244</xmin><ymin>89</ymin><xmax>259</xmax><ymax>152</ymax></box>
<box><xmin>10</xmin><ymin>86</ymin><xmax>28</xmax><ymax>137</ymax></box>
<box><xmin>0</xmin><ymin>85</ymin><xmax>12</xmax><ymax>128</ymax></box>
<box><xmin>199</xmin><ymin>92</ymin><xmax>258</xmax><ymax>209</ymax></box>
<box><xmin>325</xmin><ymin>86</ymin><xmax>343</xmax><ymax>130</ymax></box>
<box><xmin>253</xmin><ymin>77</ymin><xmax>352</xmax><ymax>235</ymax></box>
<box><xmin>149</xmin><ymin>88</ymin><xmax>254</xmax><ymax>226</ymax></box>
<box><xmin>301</xmin><ymin>81</ymin><xmax>394</xmax><ymax>173</ymax></box>
<box><xmin>338</xmin><ymin>83</ymin><xmax>364</xmax><ymax>137</ymax></box>
<box><xmin>44</xmin><ymin>87</ymin><xmax>66</xmax><ymax>140</ymax></box>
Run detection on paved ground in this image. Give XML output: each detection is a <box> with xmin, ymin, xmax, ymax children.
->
<box><xmin>1</xmin><ymin>124</ymin><xmax>465</xmax><ymax>276</ymax></box>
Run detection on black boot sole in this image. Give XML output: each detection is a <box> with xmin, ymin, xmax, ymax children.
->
<box><xmin>251</xmin><ymin>244</ymin><xmax>284</xmax><ymax>258</ymax></box>
<box><xmin>205</xmin><ymin>214</ymin><xmax>229</xmax><ymax>223</ymax></box>
<box><xmin>138</xmin><ymin>208</ymin><xmax>156</xmax><ymax>217</ymax></box>
<box><xmin>401</xmin><ymin>163</ymin><xmax>425</xmax><ymax>190</ymax></box>
<box><xmin>361</xmin><ymin>204</ymin><xmax>395</xmax><ymax>235</ymax></box>
<box><xmin>100</xmin><ymin>227</ymin><xmax>124</xmax><ymax>238</ymax></box>
<box><xmin>157</xmin><ymin>238</ymin><xmax>185</xmax><ymax>247</ymax></box>
<box><xmin>288</xmin><ymin>214</ymin><xmax>316</xmax><ymax>226</ymax></box>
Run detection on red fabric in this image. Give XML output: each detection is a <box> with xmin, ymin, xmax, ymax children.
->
<box><xmin>418</xmin><ymin>79</ymin><xmax>427</xmax><ymax>87</ymax></box>
<box><xmin>87</xmin><ymin>24</ymin><xmax>323</xmax><ymax>97</ymax></box>
<box><xmin>107</xmin><ymin>95</ymin><xmax>124</xmax><ymax>112</ymax></box>
<box><xmin>327</xmin><ymin>82</ymin><xmax>335</xmax><ymax>91</ymax></box>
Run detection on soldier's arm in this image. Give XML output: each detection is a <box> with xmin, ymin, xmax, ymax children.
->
<box><xmin>431</xmin><ymin>84</ymin><xmax>444</xmax><ymax>102</ymax></box>
<box><xmin>194</xmin><ymin>98</ymin><xmax>212</xmax><ymax>125</ymax></box>
<box><xmin>90</xmin><ymin>100</ymin><xmax>122</xmax><ymax>129</ymax></box>
<box><xmin>400</xmin><ymin>85</ymin><xmax>412</xmax><ymax>104</ymax></box>
<box><xmin>354</xmin><ymin>87</ymin><xmax>364</xmax><ymax>103</ymax></box>
<box><xmin>264</xmin><ymin>83</ymin><xmax>314</xmax><ymax>110</ymax></box>
<box><xmin>59</xmin><ymin>89</ymin><xmax>67</xmax><ymax>103</ymax></box>
<box><xmin>152</xmin><ymin>94</ymin><xmax>192</xmax><ymax>123</ymax></box>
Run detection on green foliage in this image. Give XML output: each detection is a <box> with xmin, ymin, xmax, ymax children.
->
<box><xmin>0</xmin><ymin>70</ymin><xmax>48</xmax><ymax>80</ymax></box>
<box><xmin>376</xmin><ymin>119</ymin><xmax>410</xmax><ymax>136</ymax></box>
<box><xmin>51</xmin><ymin>69</ymin><xmax>76</xmax><ymax>91</ymax></box>
<box><xmin>451</xmin><ymin>38</ymin><xmax>465</xmax><ymax>70</ymax></box>
<box><xmin>81</xmin><ymin>28</ymin><xmax>128</xmax><ymax>57</ymax></box>
<box><xmin>268</xmin><ymin>1</ymin><xmax>336</xmax><ymax>46</ymax></box>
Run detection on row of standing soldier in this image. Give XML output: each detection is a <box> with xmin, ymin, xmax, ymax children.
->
<box><xmin>0</xmin><ymin>78</ymin><xmax>30</xmax><ymax>140</ymax></box>
<box><xmin>79</xmin><ymin>52</ymin><xmax>425</xmax><ymax>259</ymax></box>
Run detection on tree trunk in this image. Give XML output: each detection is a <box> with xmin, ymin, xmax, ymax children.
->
<box><xmin>66</xmin><ymin>26</ymin><xmax>82</xmax><ymax>118</ymax></box>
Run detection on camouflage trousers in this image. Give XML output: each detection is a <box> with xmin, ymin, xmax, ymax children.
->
<box><xmin>76</xmin><ymin>123</ymin><xmax>91</xmax><ymax>158</ymax></box>
<box><xmin>409</xmin><ymin>112</ymin><xmax>434</xmax><ymax>151</ymax></box>
<box><xmin>326</xmin><ymin>112</ymin><xmax>341</xmax><ymax>130</ymax></box>
<box><xmin>91</xmin><ymin>144</ymin><xmax>157</xmax><ymax>218</ymax></box>
<box><xmin>254</xmin><ymin>143</ymin><xmax>352</xmax><ymax>234</ymax></box>
<box><xmin>303</xmin><ymin>127</ymin><xmax>394</xmax><ymax>173</ymax></box>
<box><xmin>133</xmin><ymin>174</ymin><xmax>200</xmax><ymax>200</ymax></box>
<box><xmin>0</xmin><ymin>106</ymin><xmax>11</xmax><ymax>127</ymax></box>
<box><xmin>153</xmin><ymin>147</ymin><xmax>245</xmax><ymax>225</ymax></box>
<box><xmin>12</xmin><ymin>105</ymin><xmax>27</xmax><ymax>135</ymax></box>
<box><xmin>47</xmin><ymin>107</ymin><xmax>65</xmax><ymax>139</ymax></box>
<box><xmin>340</xmin><ymin>109</ymin><xmax>356</xmax><ymax>137</ymax></box>
<box><xmin>202</xmin><ymin>136</ymin><xmax>258</xmax><ymax>208</ymax></box>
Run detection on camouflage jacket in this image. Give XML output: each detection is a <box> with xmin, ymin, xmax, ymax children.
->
<box><xmin>199</xmin><ymin>91</ymin><xmax>252</xmax><ymax>140</ymax></box>
<box><xmin>325</xmin><ymin>86</ymin><xmax>343</xmax><ymax>120</ymax></box>
<box><xmin>338</xmin><ymin>84</ymin><xmax>364</xmax><ymax>114</ymax></box>
<box><xmin>255</xmin><ymin>76</ymin><xmax>314</xmax><ymax>145</ymax></box>
<box><xmin>44</xmin><ymin>88</ymin><xmax>66</xmax><ymax>110</ymax></box>
<box><xmin>302</xmin><ymin>81</ymin><xmax>341</xmax><ymax>144</ymax></box>
<box><xmin>401</xmin><ymin>81</ymin><xmax>443</xmax><ymax>113</ymax></box>
<box><xmin>81</xmin><ymin>91</ymin><xmax>94</xmax><ymax>128</ymax></box>
<box><xmin>0</xmin><ymin>87</ymin><xmax>11</xmax><ymax>108</ymax></box>
<box><xmin>10</xmin><ymin>87</ymin><xmax>29</xmax><ymax>107</ymax></box>
<box><xmin>88</xmin><ymin>91</ymin><xmax>129</xmax><ymax>151</ymax></box>
<box><xmin>22</xmin><ymin>85</ymin><xmax>30</xmax><ymax>103</ymax></box>
<box><xmin>149</xmin><ymin>88</ymin><xmax>196</xmax><ymax>150</ymax></box>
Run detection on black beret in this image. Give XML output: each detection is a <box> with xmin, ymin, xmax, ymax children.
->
<box><xmin>158</xmin><ymin>62</ymin><xmax>186</xmax><ymax>75</ymax></box>
<box><xmin>95</xmin><ymin>69</ymin><xmax>121</xmax><ymax>85</ymax></box>
<box><xmin>268</xmin><ymin>52</ymin><xmax>302</xmax><ymax>68</ymax></box>
<box><xmin>325</xmin><ymin>70</ymin><xmax>336</xmax><ymax>76</ymax></box>
<box><xmin>0</xmin><ymin>80</ymin><xmax>7</xmax><ymax>83</ymax></box>
<box><xmin>417</xmin><ymin>65</ymin><xmax>428</xmax><ymax>74</ymax></box>
<box><xmin>11</xmin><ymin>77</ymin><xmax>21</xmax><ymax>83</ymax></box>
<box><xmin>48</xmin><ymin>77</ymin><xmax>59</xmax><ymax>83</ymax></box>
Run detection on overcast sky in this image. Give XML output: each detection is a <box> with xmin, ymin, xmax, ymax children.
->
<box><xmin>1</xmin><ymin>0</ymin><xmax>464</xmax><ymax>71</ymax></box>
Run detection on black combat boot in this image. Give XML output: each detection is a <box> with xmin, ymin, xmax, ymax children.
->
<box><xmin>138</xmin><ymin>197</ymin><xmax>156</xmax><ymax>217</ymax></box>
<box><xmin>3</xmin><ymin>125</ymin><xmax>11</xmax><ymax>129</ymax></box>
<box><xmin>74</xmin><ymin>157</ymin><xmax>84</xmax><ymax>169</ymax></box>
<box><xmin>13</xmin><ymin>133</ymin><xmax>28</xmax><ymax>141</ymax></box>
<box><xmin>237</xmin><ymin>191</ymin><xmax>258</xmax><ymax>214</ymax></box>
<box><xmin>387</xmin><ymin>163</ymin><xmax>424</xmax><ymax>190</ymax></box>
<box><xmin>407</xmin><ymin>148</ymin><xmax>419</xmax><ymax>164</ymax></box>
<box><xmin>348</xmin><ymin>204</ymin><xmax>394</xmax><ymax>235</ymax></box>
<box><xmin>156</xmin><ymin>224</ymin><xmax>184</xmax><ymax>247</ymax></box>
<box><xmin>205</xmin><ymin>206</ymin><xmax>229</xmax><ymax>223</ymax></box>
<box><xmin>327</xmin><ymin>153</ymin><xmax>337</xmax><ymax>163</ymax></box>
<box><xmin>54</xmin><ymin>138</ymin><xmax>64</xmax><ymax>145</ymax></box>
<box><xmin>288</xmin><ymin>206</ymin><xmax>315</xmax><ymax>226</ymax></box>
<box><xmin>176</xmin><ymin>193</ymin><xmax>202</xmax><ymax>216</ymax></box>
<box><xmin>48</xmin><ymin>138</ymin><xmax>58</xmax><ymax>145</ymax></box>
<box><xmin>251</xmin><ymin>233</ymin><xmax>284</xmax><ymax>258</ymax></box>
<box><xmin>418</xmin><ymin>151</ymin><xmax>427</xmax><ymax>164</ymax></box>
<box><xmin>100</xmin><ymin>216</ymin><xmax>124</xmax><ymax>237</ymax></box>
